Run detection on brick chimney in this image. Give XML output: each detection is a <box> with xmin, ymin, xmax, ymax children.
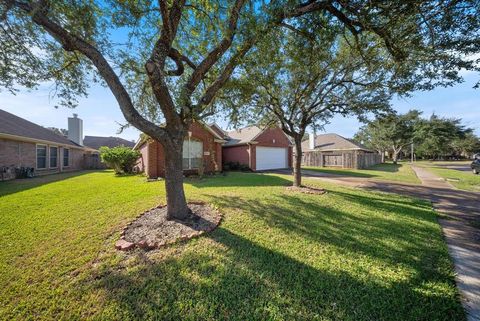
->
<box><xmin>68</xmin><ymin>113</ymin><xmax>83</xmax><ymax>146</ymax></box>
<box><xmin>309</xmin><ymin>132</ymin><xmax>316</xmax><ymax>150</ymax></box>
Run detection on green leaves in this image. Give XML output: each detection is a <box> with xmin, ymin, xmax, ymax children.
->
<box><xmin>99</xmin><ymin>146</ymin><xmax>141</xmax><ymax>174</ymax></box>
<box><xmin>356</xmin><ymin>110</ymin><xmax>478</xmax><ymax>159</ymax></box>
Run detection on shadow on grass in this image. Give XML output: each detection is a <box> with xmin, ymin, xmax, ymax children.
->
<box><xmin>303</xmin><ymin>167</ymin><xmax>375</xmax><ymax>178</ymax></box>
<box><xmin>0</xmin><ymin>170</ymin><xmax>108</xmax><ymax>197</ymax></box>
<box><xmin>92</xmin><ymin>227</ymin><xmax>463</xmax><ymax>321</ymax></box>
<box><xmin>90</xmin><ymin>190</ymin><xmax>463</xmax><ymax>320</ymax></box>
<box><xmin>208</xmin><ymin>193</ymin><xmax>441</xmax><ymax>269</ymax></box>
<box><xmin>367</xmin><ymin>163</ymin><xmax>401</xmax><ymax>173</ymax></box>
<box><xmin>303</xmin><ymin>163</ymin><xmax>402</xmax><ymax>178</ymax></box>
<box><xmin>187</xmin><ymin>172</ymin><xmax>292</xmax><ymax>188</ymax></box>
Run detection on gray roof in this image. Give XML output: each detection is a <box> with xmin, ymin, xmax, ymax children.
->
<box><xmin>302</xmin><ymin>133</ymin><xmax>372</xmax><ymax>152</ymax></box>
<box><xmin>84</xmin><ymin>136</ymin><xmax>135</xmax><ymax>150</ymax></box>
<box><xmin>224</xmin><ymin>125</ymin><xmax>263</xmax><ymax>146</ymax></box>
<box><xmin>0</xmin><ymin>109</ymin><xmax>82</xmax><ymax>147</ymax></box>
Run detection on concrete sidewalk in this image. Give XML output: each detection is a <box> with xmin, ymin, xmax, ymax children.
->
<box><xmin>410</xmin><ymin>166</ymin><xmax>480</xmax><ymax>321</ymax></box>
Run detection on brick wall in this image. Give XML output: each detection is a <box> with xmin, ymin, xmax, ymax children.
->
<box><xmin>136</xmin><ymin>142</ymin><xmax>149</xmax><ymax>174</ymax></box>
<box><xmin>255</xmin><ymin>127</ymin><xmax>290</xmax><ymax>147</ymax></box>
<box><xmin>0</xmin><ymin>139</ymin><xmax>36</xmax><ymax>168</ymax></box>
<box><xmin>0</xmin><ymin>138</ymin><xmax>87</xmax><ymax>179</ymax></box>
<box><xmin>222</xmin><ymin>145</ymin><xmax>250</xmax><ymax>168</ymax></box>
<box><xmin>139</xmin><ymin>122</ymin><xmax>222</xmax><ymax>178</ymax></box>
<box><xmin>254</xmin><ymin>128</ymin><xmax>293</xmax><ymax>169</ymax></box>
<box><xmin>222</xmin><ymin>127</ymin><xmax>292</xmax><ymax>171</ymax></box>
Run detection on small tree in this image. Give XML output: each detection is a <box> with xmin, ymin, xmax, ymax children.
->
<box><xmin>99</xmin><ymin>146</ymin><xmax>140</xmax><ymax>174</ymax></box>
<box><xmin>353</xmin><ymin>126</ymin><xmax>390</xmax><ymax>163</ymax></box>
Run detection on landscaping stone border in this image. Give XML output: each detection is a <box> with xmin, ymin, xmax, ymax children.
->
<box><xmin>115</xmin><ymin>201</ymin><xmax>222</xmax><ymax>251</ymax></box>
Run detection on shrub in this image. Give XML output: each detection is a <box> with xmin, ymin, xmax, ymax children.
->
<box><xmin>222</xmin><ymin>161</ymin><xmax>251</xmax><ymax>172</ymax></box>
<box><xmin>99</xmin><ymin>146</ymin><xmax>141</xmax><ymax>174</ymax></box>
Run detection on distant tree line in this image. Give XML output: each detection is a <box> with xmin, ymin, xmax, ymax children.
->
<box><xmin>354</xmin><ymin>110</ymin><xmax>480</xmax><ymax>162</ymax></box>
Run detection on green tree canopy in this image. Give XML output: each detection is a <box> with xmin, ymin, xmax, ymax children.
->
<box><xmin>414</xmin><ymin>114</ymin><xmax>473</xmax><ymax>159</ymax></box>
<box><xmin>355</xmin><ymin>110</ymin><xmax>422</xmax><ymax>163</ymax></box>
<box><xmin>451</xmin><ymin>132</ymin><xmax>480</xmax><ymax>158</ymax></box>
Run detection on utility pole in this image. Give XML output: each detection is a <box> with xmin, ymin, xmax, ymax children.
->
<box><xmin>411</xmin><ymin>143</ymin><xmax>414</xmax><ymax>163</ymax></box>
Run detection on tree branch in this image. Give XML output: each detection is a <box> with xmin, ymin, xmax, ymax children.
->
<box><xmin>195</xmin><ymin>38</ymin><xmax>254</xmax><ymax>110</ymax></box>
<box><xmin>12</xmin><ymin>0</ymin><xmax>169</xmax><ymax>143</ymax></box>
<box><xmin>184</xmin><ymin>0</ymin><xmax>246</xmax><ymax>96</ymax></box>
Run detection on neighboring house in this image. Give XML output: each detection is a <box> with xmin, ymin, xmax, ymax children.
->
<box><xmin>0</xmin><ymin>110</ymin><xmax>97</xmax><ymax>180</ymax></box>
<box><xmin>222</xmin><ymin>125</ymin><xmax>293</xmax><ymax>171</ymax></box>
<box><xmin>134</xmin><ymin>121</ymin><xmax>226</xmax><ymax>178</ymax></box>
<box><xmin>84</xmin><ymin>136</ymin><xmax>135</xmax><ymax>150</ymax></box>
<box><xmin>301</xmin><ymin>133</ymin><xmax>381</xmax><ymax>169</ymax></box>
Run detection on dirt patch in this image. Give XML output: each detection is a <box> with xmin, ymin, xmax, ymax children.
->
<box><xmin>116</xmin><ymin>202</ymin><xmax>222</xmax><ymax>251</ymax></box>
<box><xmin>285</xmin><ymin>185</ymin><xmax>326</xmax><ymax>195</ymax></box>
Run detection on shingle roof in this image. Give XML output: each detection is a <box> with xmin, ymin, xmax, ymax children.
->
<box><xmin>84</xmin><ymin>136</ymin><xmax>135</xmax><ymax>150</ymax></box>
<box><xmin>224</xmin><ymin>125</ymin><xmax>263</xmax><ymax>146</ymax></box>
<box><xmin>302</xmin><ymin>133</ymin><xmax>371</xmax><ymax>152</ymax></box>
<box><xmin>208</xmin><ymin>123</ymin><xmax>228</xmax><ymax>139</ymax></box>
<box><xmin>0</xmin><ymin>109</ymin><xmax>82</xmax><ymax>147</ymax></box>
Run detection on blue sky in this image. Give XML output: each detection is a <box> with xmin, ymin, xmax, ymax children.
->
<box><xmin>0</xmin><ymin>71</ymin><xmax>478</xmax><ymax>141</ymax></box>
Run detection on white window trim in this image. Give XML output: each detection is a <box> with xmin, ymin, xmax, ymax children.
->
<box><xmin>49</xmin><ymin>146</ymin><xmax>59</xmax><ymax>169</ymax></box>
<box><xmin>36</xmin><ymin>144</ymin><xmax>47</xmax><ymax>170</ymax></box>
<box><xmin>183</xmin><ymin>138</ymin><xmax>203</xmax><ymax>170</ymax></box>
<box><xmin>63</xmin><ymin>148</ymin><xmax>70</xmax><ymax>168</ymax></box>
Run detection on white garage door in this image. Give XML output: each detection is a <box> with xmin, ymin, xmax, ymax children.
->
<box><xmin>256</xmin><ymin>147</ymin><xmax>288</xmax><ymax>170</ymax></box>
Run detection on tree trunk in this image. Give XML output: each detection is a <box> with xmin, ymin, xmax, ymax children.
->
<box><xmin>380</xmin><ymin>150</ymin><xmax>385</xmax><ymax>163</ymax></box>
<box><xmin>293</xmin><ymin>138</ymin><xmax>303</xmax><ymax>187</ymax></box>
<box><xmin>164</xmin><ymin>139</ymin><xmax>190</xmax><ymax>220</ymax></box>
<box><xmin>392</xmin><ymin>150</ymin><xmax>399</xmax><ymax>164</ymax></box>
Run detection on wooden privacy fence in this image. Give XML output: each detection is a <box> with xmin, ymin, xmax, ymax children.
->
<box><xmin>301</xmin><ymin>151</ymin><xmax>382</xmax><ymax>169</ymax></box>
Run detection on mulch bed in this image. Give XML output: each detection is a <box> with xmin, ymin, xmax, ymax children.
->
<box><xmin>285</xmin><ymin>185</ymin><xmax>326</xmax><ymax>195</ymax></box>
<box><xmin>115</xmin><ymin>202</ymin><xmax>222</xmax><ymax>251</ymax></box>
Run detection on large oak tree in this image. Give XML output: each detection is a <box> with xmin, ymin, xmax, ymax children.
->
<box><xmin>1</xmin><ymin>1</ymin><xmax>479</xmax><ymax>218</ymax></box>
<box><xmin>227</xmin><ymin>26</ymin><xmax>391</xmax><ymax>187</ymax></box>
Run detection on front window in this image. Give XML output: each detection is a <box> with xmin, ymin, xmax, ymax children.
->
<box><xmin>50</xmin><ymin>147</ymin><xmax>58</xmax><ymax>168</ymax></box>
<box><xmin>183</xmin><ymin>139</ymin><xmax>203</xmax><ymax>170</ymax></box>
<box><xmin>36</xmin><ymin>145</ymin><xmax>47</xmax><ymax>169</ymax></box>
<box><xmin>63</xmin><ymin>148</ymin><xmax>70</xmax><ymax>167</ymax></box>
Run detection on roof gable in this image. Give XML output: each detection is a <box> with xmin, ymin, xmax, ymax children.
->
<box><xmin>224</xmin><ymin>126</ymin><xmax>263</xmax><ymax>146</ymax></box>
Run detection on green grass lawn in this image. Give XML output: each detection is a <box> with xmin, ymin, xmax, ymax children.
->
<box><xmin>303</xmin><ymin>162</ymin><xmax>421</xmax><ymax>184</ymax></box>
<box><xmin>415</xmin><ymin>161</ymin><xmax>480</xmax><ymax>192</ymax></box>
<box><xmin>0</xmin><ymin>170</ymin><xmax>464</xmax><ymax>320</ymax></box>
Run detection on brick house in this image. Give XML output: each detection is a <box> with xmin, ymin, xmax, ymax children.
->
<box><xmin>222</xmin><ymin>126</ymin><xmax>293</xmax><ymax>171</ymax></box>
<box><xmin>134</xmin><ymin>121</ymin><xmax>226</xmax><ymax>178</ymax></box>
<box><xmin>301</xmin><ymin>133</ymin><xmax>381</xmax><ymax>169</ymax></box>
<box><xmin>0</xmin><ymin>109</ymin><xmax>97</xmax><ymax>180</ymax></box>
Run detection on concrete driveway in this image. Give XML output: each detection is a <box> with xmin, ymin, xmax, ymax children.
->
<box><xmin>272</xmin><ymin>167</ymin><xmax>480</xmax><ymax>321</ymax></box>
